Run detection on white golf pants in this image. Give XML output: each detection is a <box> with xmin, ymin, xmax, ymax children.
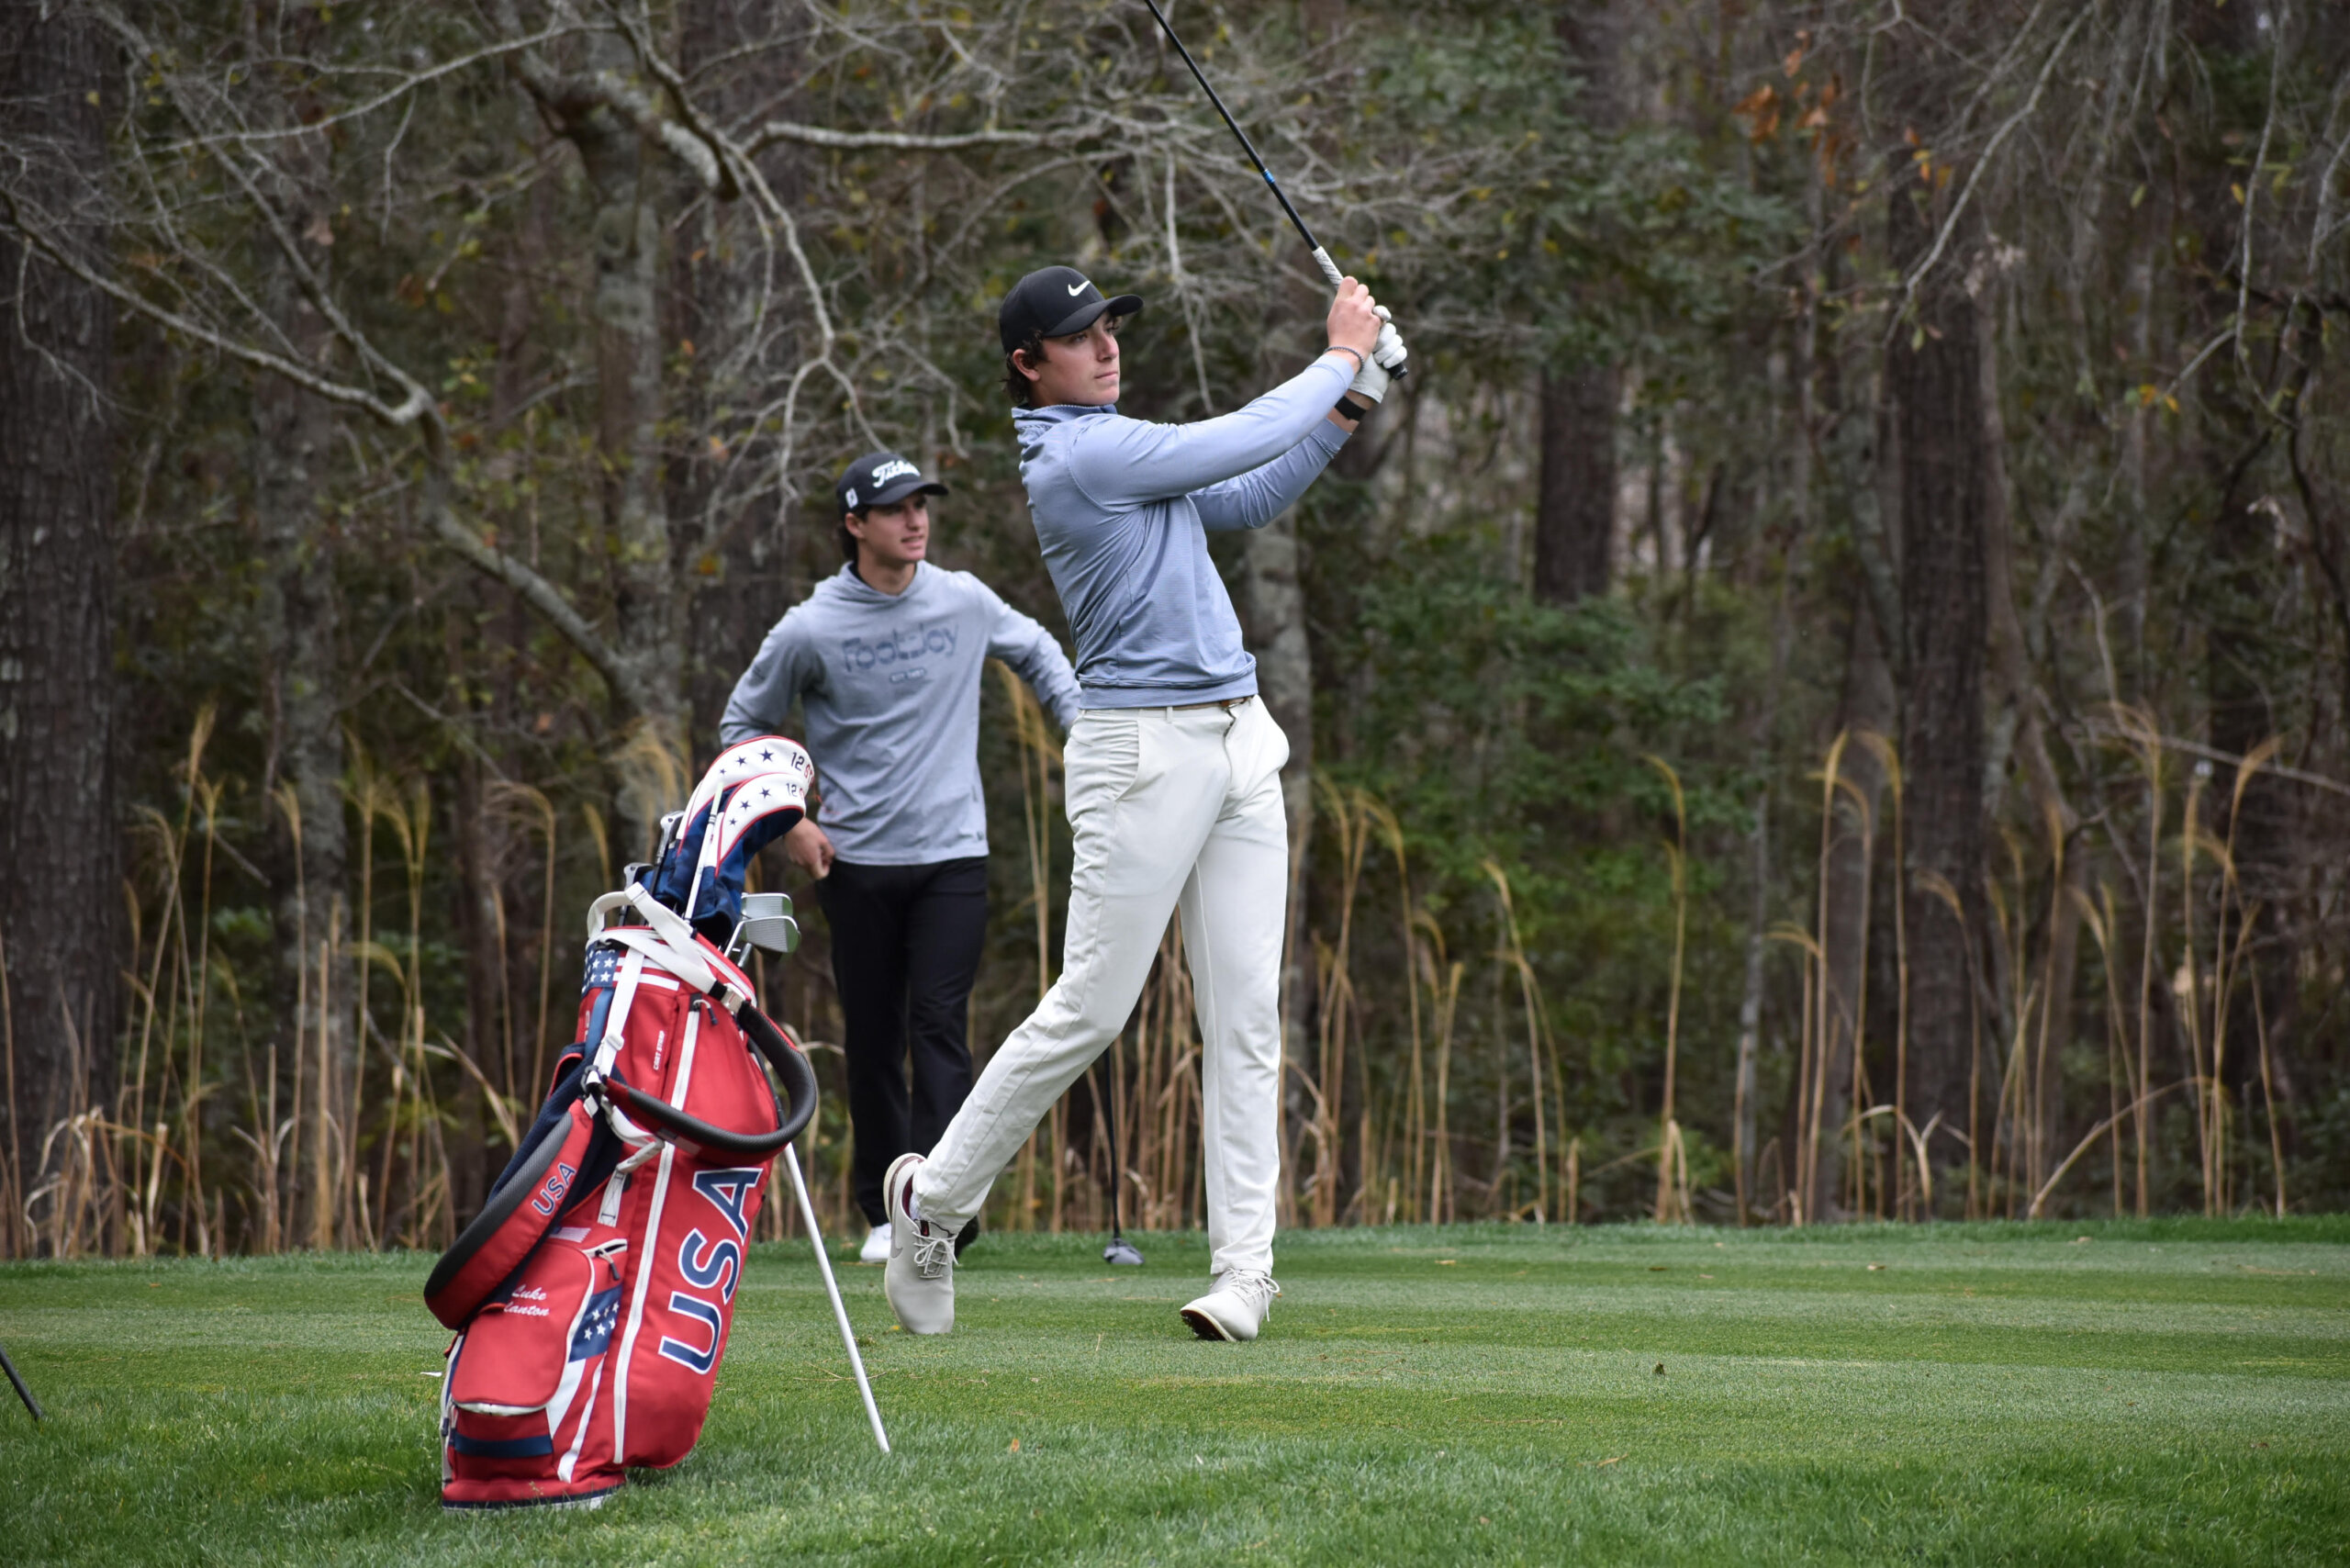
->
<box><xmin>912</xmin><ymin>696</ymin><xmax>1289</xmax><ymax>1279</ymax></box>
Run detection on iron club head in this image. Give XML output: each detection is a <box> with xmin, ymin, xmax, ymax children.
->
<box><xmin>1103</xmin><ymin>1236</ymin><xmax>1145</xmax><ymax>1266</ymax></box>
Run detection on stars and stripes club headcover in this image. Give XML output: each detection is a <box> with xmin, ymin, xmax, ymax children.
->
<box><xmin>640</xmin><ymin>735</ymin><xmax>815</xmax><ymax>941</ymax></box>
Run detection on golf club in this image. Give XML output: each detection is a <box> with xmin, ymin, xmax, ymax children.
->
<box><xmin>1139</xmin><ymin>0</ymin><xmax>1404</xmax><ymax>375</ymax></box>
<box><xmin>0</xmin><ymin>1340</ymin><xmax>41</xmax><ymax>1422</ymax></box>
<box><xmin>725</xmin><ymin>890</ymin><xmax>800</xmax><ymax>965</ymax></box>
<box><xmin>1091</xmin><ymin>1064</ymin><xmax>1144</xmax><ymax>1266</ymax></box>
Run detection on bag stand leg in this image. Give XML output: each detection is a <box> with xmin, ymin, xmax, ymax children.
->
<box><xmin>783</xmin><ymin>1143</ymin><xmax>890</xmax><ymax>1454</ymax></box>
<box><xmin>0</xmin><ymin>1341</ymin><xmax>40</xmax><ymax>1421</ymax></box>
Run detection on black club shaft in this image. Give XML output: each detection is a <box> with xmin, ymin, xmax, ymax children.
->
<box><xmin>1139</xmin><ymin>0</ymin><xmax>1344</xmax><ymax>289</ymax></box>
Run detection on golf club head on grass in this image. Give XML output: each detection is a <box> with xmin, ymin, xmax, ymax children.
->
<box><xmin>1103</xmin><ymin>1236</ymin><xmax>1145</xmax><ymax>1266</ymax></box>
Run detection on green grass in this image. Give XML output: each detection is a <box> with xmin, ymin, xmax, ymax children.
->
<box><xmin>3</xmin><ymin>1218</ymin><xmax>2347</xmax><ymax>1564</ymax></box>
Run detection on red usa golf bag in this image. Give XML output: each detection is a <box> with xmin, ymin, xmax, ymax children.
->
<box><xmin>426</xmin><ymin>737</ymin><xmax>820</xmax><ymax>1510</ymax></box>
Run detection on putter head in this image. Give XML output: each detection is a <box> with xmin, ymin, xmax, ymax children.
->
<box><xmin>1103</xmin><ymin>1236</ymin><xmax>1145</xmax><ymax>1267</ymax></box>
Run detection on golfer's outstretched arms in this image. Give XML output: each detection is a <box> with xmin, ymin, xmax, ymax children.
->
<box><xmin>1061</xmin><ymin>278</ymin><xmax>1380</xmax><ymax>511</ymax></box>
<box><xmin>719</xmin><ymin>613</ymin><xmax>820</xmax><ymax>746</ymax></box>
<box><xmin>981</xmin><ymin>588</ymin><xmax>1083</xmax><ymax>729</ymax></box>
<box><xmin>1189</xmin><ymin>419</ymin><xmax>1350</xmax><ymax>532</ymax></box>
<box><xmin>1063</xmin><ymin>353</ymin><xmax>1356</xmax><ymax>507</ymax></box>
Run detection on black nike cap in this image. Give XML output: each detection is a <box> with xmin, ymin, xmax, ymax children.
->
<box><xmin>834</xmin><ymin>450</ymin><xmax>947</xmax><ymax>516</ymax></box>
<box><xmin>998</xmin><ymin>265</ymin><xmax>1144</xmax><ymax>353</ymax></box>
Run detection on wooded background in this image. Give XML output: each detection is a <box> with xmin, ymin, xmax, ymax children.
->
<box><xmin>3</xmin><ymin>0</ymin><xmax>2346</xmax><ymax>1257</ymax></box>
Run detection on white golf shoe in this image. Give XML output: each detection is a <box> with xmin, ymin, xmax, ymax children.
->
<box><xmin>858</xmin><ymin>1221</ymin><xmax>892</xmax><ymax>1265</ymax></box>
<box><xmin>1180</xmin><ymin>1270</ymin><xmax>1281</xmax><ymax>1341</ymax></box>
<box><xmin>882</xmin><ymin>1153</ymin><xmax>957</xmax><ymax>1334</ymax></box>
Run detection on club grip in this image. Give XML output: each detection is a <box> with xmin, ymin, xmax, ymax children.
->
<box><xmin>1319</xmin><ymin>250</ymin><xmax>1407</xmax><ymax>380</ymax></box>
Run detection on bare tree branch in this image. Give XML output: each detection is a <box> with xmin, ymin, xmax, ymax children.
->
<box><xmin>105</xmin><ymin>9</ymin><xmax>589</xmax><ymax>153</ymax></box>
<box><xmin>0</xmin><ymin>189</ymin><xmax>428</xmax><ymax>427</ymax></box>
<box><xmin>744</xmin><ymin>118</ymin><xmax>1103</xmax><ymax>153</ymax></box>
<box><xmin>422</xmin><ymin>498</ymin><xmax>655</xmax><ymax>716</ymax></box>
<box><xmin>1892</xmin><ymin>6</ymin><xmax>2090</xmax><ymax>330</ymax></box>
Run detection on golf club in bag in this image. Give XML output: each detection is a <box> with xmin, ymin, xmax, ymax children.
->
<box><xmin>425</xmin><ymin>735</ymin><xmax>888</xmax><ymax>1511</ymax></box>
<box><xmin>1139</xmin><ymin>0</ymin><xmax>1406</xmax><ymax>376</ymax></box>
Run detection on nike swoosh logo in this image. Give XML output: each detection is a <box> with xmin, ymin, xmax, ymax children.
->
<box><xmin>1066</xmin><ymin>282</ymin><xmax>1089</xmax><ymax>296</ymax></box>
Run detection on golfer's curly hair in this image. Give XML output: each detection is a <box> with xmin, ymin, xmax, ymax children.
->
<box><xmin>1003</xmin><ymin>325</ymin><xmax>1049</xmax><ymax>408</ymax></box>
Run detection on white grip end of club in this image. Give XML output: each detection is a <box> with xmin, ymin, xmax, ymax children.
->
<box><xmin>1309</xmin><ymin>246</ymin><xmax>1345</xmax><ymax>289</ymax></box>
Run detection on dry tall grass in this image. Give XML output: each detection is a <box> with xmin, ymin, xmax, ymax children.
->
<box><xmin>5</xmin><ymin>699</ymin><xmax>2308</xmax><ymax>1260</ymax></box>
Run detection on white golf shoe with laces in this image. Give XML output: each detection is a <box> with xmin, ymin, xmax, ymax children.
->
<box><xmin>1180</xmin><ymin>1270</ymin><xmax>1281</xmax><ymax>1341</ymax></box>
<box><xmin>882</xmin><ymin>1153</ymin><xmax>957</xmax><ymax>1334</ymax></box>
<box><xmin>858</xmin><ymin>1221</ymin><xmax>892</xmax><ymax>1265</ymax></box>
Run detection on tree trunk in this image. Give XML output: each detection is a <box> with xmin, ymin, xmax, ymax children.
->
<box><xmin>1734</xmin><ymin>288</ymin><xmax>1818</xmax><ymax>1220</ymax></box>
<box><xmin>0</xmin><ymin>1</ymin><xmax>119</xmax><ymax>1253</ymax></box>
<box><xmin>670</xmin><ymin>0</ymin><xmax>802</xmax><ymax>754</ymax></box>
<box><xmin>2193</xmin><ymin>1</ymin><xmax>2304</xmax><ymax>1215</ymax></box>
<box><xmin>256</xmin><ymin>300</ymin><xmax>352</xmax><ymax>1241</ymax></box>
<box><xmin>2207</xmin><ymin>436</ymin><xmax>2301</xmax><ymax>1213</ymax></box>
<box><xmin>1976</xmin><ymin>277</ymin><xmax>2082</xmax><ymax>1206</ymax></box>
<box><xmin>554</xmin><ymin>35</ymin><xmax>687</xmax><ymax>854</ymax></box>
<box><xmin>1534</xmin><ymin>366</ymin><xmax>1619</xmax><ymax>604</ymax></box>
<box><xmin>1256</xmin><ymin>0</ymin><xmax>1351</xmax><ymax>1216</ymax></box>
<box><xmin>1888</xmin><ymin>165</ymin><xmax>1992</xmax><ymax>1203</ymax></box>
<box><xmin>2114</xmin><ymin>216</ymin><xmax>2157</xmax><ymax>700</ymax></box>
<box><xmin>1811</xmin><ymin>604</ymin><xmax>1895</xmax><ymax>1222</ymax></box>
<box><xmin>1532</xmin><ymin>2</ymin><xmax>1626</xmax><ymax>607</ymax></box>
<box><xmin>252</xmin><ymin>170</ymin><xmax>356</xmax><ymax>1250</ymax></box>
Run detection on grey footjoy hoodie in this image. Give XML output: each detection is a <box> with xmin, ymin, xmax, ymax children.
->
<box><xmin>720</xmin><ymin>563</ymin><xmax>1080</xmax><ymax>866</ymax></box>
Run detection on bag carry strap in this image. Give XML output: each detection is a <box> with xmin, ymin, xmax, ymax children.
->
<box><xmin>580</xmin><ymin>947</ymin><xmax>661</xmax><ymax>1149</ymax></box>
<box><xmin>587</xmin><ymin>883</ymin><xmax>753</xmax><ymax>1014</ymax></box>
<box><xmin>588</xmin><ymin>948</ymin><xmax>648</xmax><ymax>1081</ymax></box>
<box><xmin>621</xmin><ymin>885</ymin><xmax>755</xmax><ymax>1014</ymax></box>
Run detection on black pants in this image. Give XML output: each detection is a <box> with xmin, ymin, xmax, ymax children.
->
<box><xmin>816</xmin><ymin>857</ymin><xmax>990</xmax><ymax>1226</ymax></box>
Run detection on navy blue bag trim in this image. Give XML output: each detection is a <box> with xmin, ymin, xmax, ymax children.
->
<box><xmin>449</xmin><ymin>1432</ymin><xmax>556</xmax><ymax>1460</ymax></box>
<box><xmin>484</xmin><ymin>1055</ymin><xmax>588</xmax><ymax>1198</ymax></box>
<box><xmin>424</xmin><ymin>1057</ymin><xmax>622</xmax><ymax>1316</ymax></box>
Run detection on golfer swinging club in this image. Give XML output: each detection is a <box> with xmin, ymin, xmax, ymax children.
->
<box><xmin>722</xmin><ymin>452</ymin><xmax>1080</xmax><ymax>1264</ymax></box>
<box><xmin>883</xmin><ymin>265</ymin><xmax>1404</xmax><ymax>1340</ymax></box>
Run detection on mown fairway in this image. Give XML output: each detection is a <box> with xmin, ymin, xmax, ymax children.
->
<box><xmin>2</xmin><ymin>1218</ymin><xmax>2345</xmax><ymax>1565</ymax></box>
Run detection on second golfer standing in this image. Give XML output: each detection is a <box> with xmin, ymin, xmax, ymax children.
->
<box><xmin>885</xmin><ymin>266</ymin><xmax>1399</xmax><ymax>1340</ymax></box>
<box><xmin>722</xmin><ymin>452</ymin><xmax>1080</xmax><ymax>1265</ymax></box>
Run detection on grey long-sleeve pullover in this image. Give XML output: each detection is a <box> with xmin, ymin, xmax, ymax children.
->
<box><xmin>1013</xmin><ymin>353</ymin><xmax>1354</xmax><ymax>708</ymax></box>
<box><xmin>720</xmin><ymin>563</ymin><xmax>1080</xmax><ymax>866</ymax></box>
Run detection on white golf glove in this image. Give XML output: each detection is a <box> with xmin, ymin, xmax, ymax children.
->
<box><xmin>1371</xmin><ymin>304</ymin><xmax>1409</xmax><ymax>375</ymax></box>
<box><xmin>1346</xmin><ymin>352</ymin><xmax>1392</xmax><ymax>407</ymax></box>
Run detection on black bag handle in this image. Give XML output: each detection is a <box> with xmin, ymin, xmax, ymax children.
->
<box><xmin>739</xmin><ymin>1005</ymin><xmax>820</xmax><ymax>1144</ymax></box>
<box><xmin>596</xmin><ymin>1002</ymin><xmax>816</xmax><ymax>1159</ymax></box>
